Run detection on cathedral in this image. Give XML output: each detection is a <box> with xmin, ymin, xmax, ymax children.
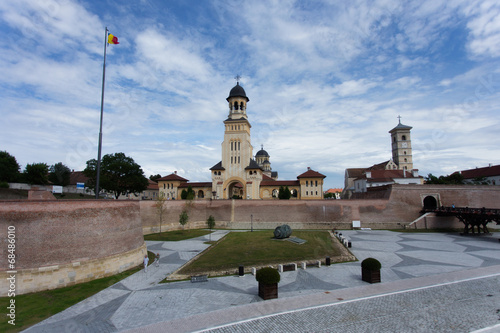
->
<box><xmin>157</xmin><ymin>82</ymin><xmax>326</xmax><ymax>200</ymax></box>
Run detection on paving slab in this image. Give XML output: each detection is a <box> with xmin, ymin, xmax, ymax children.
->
<box><xmin>24</xmin><ymin>230</ymin><xmax>500</xmax><ymax>333</ymax></box>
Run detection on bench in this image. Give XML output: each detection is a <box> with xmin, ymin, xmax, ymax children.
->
<box><xmin>191</xmin><ymin>275</ymin><xmax>208</xmax><ymax>283</ymax></box>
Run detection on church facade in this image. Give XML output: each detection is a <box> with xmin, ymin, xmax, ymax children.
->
<box><xmin>157</xmin><ymin>82</ymin><xmax>325</xmax><ymax>200</ymax></box>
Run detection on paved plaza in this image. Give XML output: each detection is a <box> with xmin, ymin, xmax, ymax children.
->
<box><xmin>25</xmin><ymin>228</ymin><xmax>500</xmax><ymax>333</ymax></box>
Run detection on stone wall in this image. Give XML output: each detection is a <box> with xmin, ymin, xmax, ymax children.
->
<box><xmin>141</xmin><ymin>184</ymin><xmax>500</xmax><ymax>233</ymax></box>
<box><xmin>0</xmin><ymin>200</ymin><xmax>146</xmax><ymax>295</ymax></box>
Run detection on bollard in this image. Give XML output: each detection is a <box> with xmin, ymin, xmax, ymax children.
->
<box><xmin>278</xmin><ymin>264</ymin><xmax>283</xmax><ymax>273</ymax></box>
<box><xmin>239</xmin><ymin>265</ymin><xmax>244</xmax><ymax>276</ymax></box>
<box><xmin>301</xmin><ymin>262</ymin><xmax>307</xmax><ymax>270</ymax></box>
<box><xmin>326</xmin><ymin>257</ymin><xmax>331</xmax><ymax>266</ymax></box>
<box><xmin>348</xmin><ymin>241</ymin><xmax>352</xmax><ymax>248</ymax></box>
<box><xmin>317</xmin><ymin>260</ymin><xmax>321</xmax><ymax>268</ymax></box>
<box><xmin>251</xmin><ymin>267</ymin><xmax>256</xmax><ymax>275</ymax></box>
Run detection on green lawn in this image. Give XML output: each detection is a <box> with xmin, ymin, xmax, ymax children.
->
<box><xmin>0</xmin><ymin>265</ymin><xmax>144</xmax><ymax>333</ymax></box>
<box><xmin>144</xmin><ymin>229</ymin><xmax>212</xmax><ymax>241</ymax></box>
<box><xmin>177</xmin><ymin>230</ymin><xmax>344</xmax><ymax>275</ymax></box>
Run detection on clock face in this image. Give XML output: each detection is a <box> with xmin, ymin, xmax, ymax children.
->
<box><xmin>402</xmin><ymin>142</ymin><xmax>408</xmax><ymax>148</ymax></box>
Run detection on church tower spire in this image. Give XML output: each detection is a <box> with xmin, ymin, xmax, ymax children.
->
<box><xmin>389</xmin><ymin>116</ymin><xmax>413</xmax><ymax>171</ymax></box>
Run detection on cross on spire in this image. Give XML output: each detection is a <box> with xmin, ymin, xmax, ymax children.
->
<box><xmin>397</xmin><ymin>115</ymin><xmax>402</xmax><ymax>124</ymax></box>
<box><xmin>234</xmin><ymin>74</ymin><xmax>241</xmax><ymax>84</ymax></box>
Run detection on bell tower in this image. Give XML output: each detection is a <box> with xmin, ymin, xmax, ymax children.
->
<box><xmin>389</xmin><ymin>116</ymin><xmax>413</xmax><ymax>171</ymax></box>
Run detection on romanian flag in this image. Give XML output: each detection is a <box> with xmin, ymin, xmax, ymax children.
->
<box><xmin>108</xmin><ymin>33</ymin><xmax>119</xmax><ymax>44</ymax></box>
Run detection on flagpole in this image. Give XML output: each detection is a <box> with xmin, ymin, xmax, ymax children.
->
<box><xmin>96</xmin><ymin>27</ymin><xmax>108</xmax><ymax>199</ymax></box>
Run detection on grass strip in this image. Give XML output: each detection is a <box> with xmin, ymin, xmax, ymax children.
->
<box><xmin>0</xmin><ymin>266</ymin><xmax>142</xmax><ymax>332</ymax></box>
<box><xmin>178</xmin><ymin>230</ymin><xmax>343</xmax><ymax>275</ymax></box>
<box><xmin>144</xmin><ymin>229</ymin><xmax>212</xmax><ymax>241</ymax></box>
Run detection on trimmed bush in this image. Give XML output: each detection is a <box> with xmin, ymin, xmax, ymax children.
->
<box><xmin>255</xmin><ymin>267</ymin><xmax>281</xmax><ymax>284</ymax></box>
<box><xmin>361</xmin><ymin>258</ymin><xmax>381</xmax><ymax>270</ymax></box>
<box><xmin>0</xmin><ymin>182</ymin><xmax>9</xmax><ymax>188</ymax></box>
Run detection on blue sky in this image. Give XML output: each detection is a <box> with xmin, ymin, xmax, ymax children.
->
<box><xmin>1</xmin><ymin>0</ymin><xmax>500</xmax><ymax>189</ymax></box>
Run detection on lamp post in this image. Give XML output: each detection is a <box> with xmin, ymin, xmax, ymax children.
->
<box><xmin>251</xmin><ymin>214</ymin><xmax>253</xmax><ymax>232</ymax></box>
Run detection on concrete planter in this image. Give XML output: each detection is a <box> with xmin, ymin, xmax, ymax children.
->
<box><xmin>258</xmin><ymin>282</ymin><xmax>278</xmax><ymax>300</ymax></box>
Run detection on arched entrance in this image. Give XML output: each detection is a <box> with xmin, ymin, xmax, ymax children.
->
<box><xmin>423</xmin><ymin>196</ymin><xmax>438</xmax><ymax>210</ymax></box>
<box><xmin>197</xmin><ymin>190</ymin><xmax>204</xmax><ymax>199</ymax></box>
<box><xmin>227</xmin><ymin>181</ymin><xmax>245</xmax><ymax>199</ymax></box>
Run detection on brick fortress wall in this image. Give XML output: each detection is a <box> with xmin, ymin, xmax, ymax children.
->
<box><xmin>141</xmin><ymin>185</ymin><xmax>500</xmax><ymax>233</ymax></box>
<box><xmin>0</xmin><ymin>200</ymin><xmax>146</xmax><ymax>296</ymax></box>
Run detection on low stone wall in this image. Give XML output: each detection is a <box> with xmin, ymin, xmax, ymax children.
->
<box><xmin>0</xmin><ymin>200</ymin><xmax>146</xmax><ymax>295</ymax></box>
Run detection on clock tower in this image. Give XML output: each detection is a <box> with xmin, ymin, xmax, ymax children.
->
<box><xmin>389</xmin><ymin>116</ymin><xmax>413</xmax><ymax>171</ymax></box>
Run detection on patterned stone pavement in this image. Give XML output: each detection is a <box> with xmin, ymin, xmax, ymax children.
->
<box><xmin>24</xmin><ymin>228</ymin><xmax>500</xmax><ymax>333</ymax></box>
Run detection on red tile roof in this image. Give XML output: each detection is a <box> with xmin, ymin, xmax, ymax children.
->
<box><xmin>69</xmin><ymin>171</ymin><xmax>89</xmax><ymax>185</ymax></box>
<box><xmin>260</xmin><ymin>180</ymin><xmax>300</xmax><ymax>186</ymax></box>
<box><xmin>360</xmin><ymin>169</ymin><xmax>420</xmax><ymax>181</ymax></box>
<box><xmin>297</xmin><ymin>168</ymin><xmax>326</xmax><ymax>179</ymax></box>
<box><xmin>147</xmin><ymin>179</ymin><xmax>158</xmax><ymax>190</ymax></box>
<box><xmin>157</xmin><ymin>173</ymin><xmax>189</xmax><ymax>182</ymax></box>
<box><xmin>178</xmin><ymin>182</ymin><xmax>212</xmax><ymax>188</ymax></box>
<box><xmin>460</xmin><ymin>165</ymin><xmax>500</xmax><ymax>179</ymax></box>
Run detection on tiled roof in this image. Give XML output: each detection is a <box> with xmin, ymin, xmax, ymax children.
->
<box><xmin>346</xmin><ymin>168</ymin><xmax>366</xmax><ymax>178</ymax></box>
<box><xmin>360</xmin><ymin>170</ymin><xmax>420</xmax><ymax>182</ymax></box>
<box><xmin>147</xmin><ymin>179</ymin><xmax>158</xmax><ymax>190</ymax></box>
<box><xmin>178</xmin><ymin>182</ymin><xmax>212</xmax><ymax>188</ymax></box>
<box><xmin>245</xmin><ymin>159</ymin><xmax>263</xmax><ymax>170</ymax></box>
<box><xmin>325</xmin><ymin>188</ymin><xmax>343</xmax><ymax>193</ymax></box>
<box><xmin>260</xmin><ymin>180</ymin><xmax>300</xmax><ymax>186</ymax></box>
<box><xmin>210</xmin><ymin>161</ymin><xmax>225</xmax><ymax>170</ymax></box>
<box><xmin>69</xmin><ymin>171</ymin><xmax>89</xmax><ymax>185</ymax></box>
<box><xmin>367</xmin><ymin>161</ymin><xmax>391</xmax><ymax>170</ymax></box>
<box><xmin>460</xmin><ymin>164</ymin><xmax>500</xmax><ymax>179</ymax></box>
<box><xmin>297</xmin><ymin>168</ymin><xmax>326</xmax><ymax>179</ymax></box>
<box><xmin>389</xmin><ymin>122</ymin><xmax>412</xmax><ymax>133</ymax></box>
<box><xmin>156</xmin><ymin>173</ymin><xmax>189</xmax><ymax>182</ymax></box>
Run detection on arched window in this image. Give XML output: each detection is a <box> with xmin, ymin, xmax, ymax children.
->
<box><xmin>240</xmin><ymin>102</ymin><xmax>244</xmax><ymax>110</ymax></box>
<box><xmin>315</xmin><ymin>180</ymin><xmax>318</xmax><ymax>186</ymax></box>
<box><xmin>238</xmin><ymin>141</ymin><xmax>240</xmax><ymax>150</ymax></box>
<box><xmin>306</xmin><ymin>191</ymin><xmax>308</xmax><ymax>196</ymax></box>
<box><xmin>234</xmin><ymin>101</ymin><xmax>238</xmax><ymax>110</ymax></box>
<box><xmin>238</xmin><ymin>156</ymin><xmax>240</xmax><ymax>163</ymax></box>
<box><xmin>231</xmin><ymin>141</ymin><xmax>233</xmax><ymax>151</ymax></box>
<box><xmin>402</xmin><ymin>135</ymin><xmax>407</xmax><ymax>141</ymax></box>
<box><xmin>306</xmin><ymin>181</ymin><xmax>308</xmax><ymax>187</ymax></box>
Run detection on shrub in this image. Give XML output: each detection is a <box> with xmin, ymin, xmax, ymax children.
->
<box><xmin>255</xmin><ymin>267</ymin><xmax>280</xmax><ymax>284</ymax></box>
<box><xmin>361</xmin><ymin>258</ymin><xmax>381</xmax><ymax>270</ymax></box>
<box><xmin>0</xmin><ymin>182</ymin><xmax>9</xmax><ymax>188</ymax></box>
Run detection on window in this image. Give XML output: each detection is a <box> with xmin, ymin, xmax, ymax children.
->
<box><xmin>315</xmin><ymin>180</ymin><xmax>318</xmax><ymax>186</ymax></box>
<box><xmin>238</xmin><ymin>141</ymin><xmax>240</xmax><ymax>150</ymax></box>
<box><xmin>231</xmin><ymin>141</ymin><xmax>233</xmax><ymax>151</ymax></box>
<box><xmin>238</xmin><ymin>156</ymin><xmax>240</xmax><ymax>163</ymax></box>
<box><xmin>306</xmin><ymin>191</ymin><xmax>308</xmax><ymax>195</ymax></box>
<box><xmin>163</xmin><ymin>184</ymin><xmax>165</xmax><ymax>189</ymax></box>
<box><xmin>240</xmin><ymin>101</ymin><xmax>244</xmax><ymax>110</ymax></box>
<box><xmin>306</xmin><ymin>181</ymin><xmax>308</xmax><ymax>187</ymax></box>
<box><xmin>231</xmin><ymin>156</ymin><xmax>233</xmax><ymax>164</ymax></box>
<box><xmin>402</xmin><ymin>135</ymin><xmax>407</xmax><ymax>141</ymax></box>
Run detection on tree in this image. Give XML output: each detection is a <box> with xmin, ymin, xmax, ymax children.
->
<box><xmin>206</xmin><ymin>215</ymin><xmax>216</xmax><ymax>241</ymax></box>
<box><xmin>149</xmin><ymin>174</ymin><xmax>162</xmax><ymax>182</ymax></box>
<box><xmin>278</xmin><ymin>186</ymin><xmax>291</xmax><ymax>199</ymax></box>
<box><xmin>0</xmin><ymin>151</ymin><xmax>20</xmax><ymax>182</ymax></box>
<box><xmin>24</xmin><ymin>163</ymin><xmax>49</xmax><ymax>185</ymax></box>
<box><xmin>425</xmin><ymin>173</ymin><xmax>464</xmax><ymax>185</ymax></box>
<box><xmin>155</xmin><ymin>192</ymin><xmax>168</xmax><ymax>234</ymax></box>
<box><xmin>179</xmin><ymin>210</ymin><xmax>189</xmax><ymax>230</ymax></box>
<box><xmin>83</xmin><ymin>152</ymin><xmax>149</xmax><ymax>199</ymax></box>
<box><xmin>181</xmin><ymin>185</ymin><xmax>194</xmax><ymax>200</ymax></box>
<box><xmin>49</xmin><ymin>162</ymin><xmax>71</xmax><ymax>186</ymax></box>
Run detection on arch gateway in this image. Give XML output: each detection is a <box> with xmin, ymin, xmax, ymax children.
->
<box><xmin>157</xmin><ymin>82</ymin><xmax>326</xmax><ymax>200</ymax></box>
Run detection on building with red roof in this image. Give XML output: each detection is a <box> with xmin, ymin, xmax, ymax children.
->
<box><xmin>157</xmin><ymin>83</ymin><xmax>326</xmax><ymax>200</ymax></box>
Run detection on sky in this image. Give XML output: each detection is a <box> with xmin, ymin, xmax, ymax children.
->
<box><xmin>1</xmin><ymin>0</ymin><xmax>500</xmax><ymax>189</ymax></box>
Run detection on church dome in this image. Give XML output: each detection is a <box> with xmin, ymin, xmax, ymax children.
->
<box><xmin>227</xmin><ymin>82</ymin><xmax>249</xmax><ymax>101</ymax></box>
<box><xmin>256</xmin><ymin>148</ymin><xmax>269</xmax><ymax>157</ymax></box>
